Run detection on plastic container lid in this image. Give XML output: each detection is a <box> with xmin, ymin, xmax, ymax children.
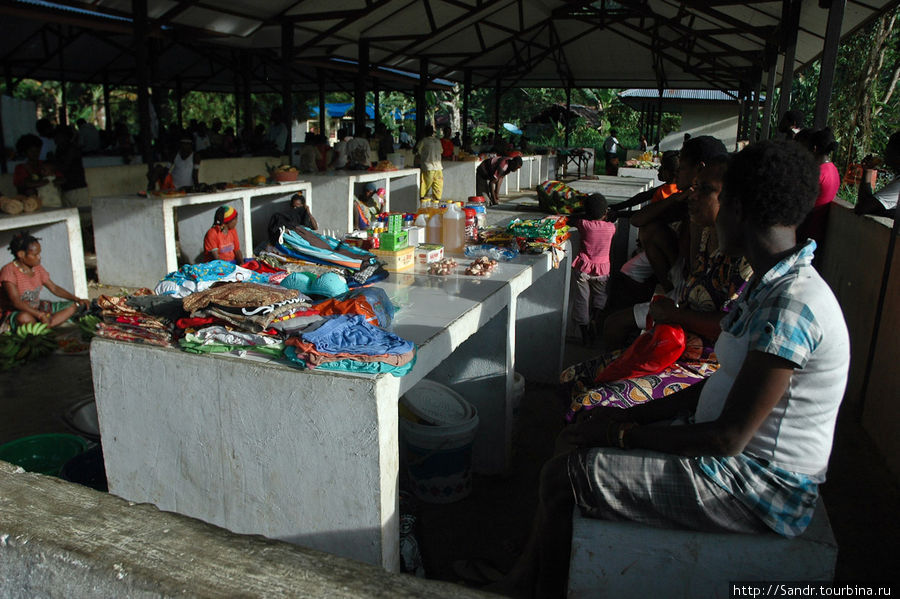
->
<box><xmin>468</xmin><ymin>196</ymin><xmax>486</xmax><ymax>203</ymax></box>
<box><xmin>400</xmin><ymin>379</ymin><xmax>473</xmax><ymax>426</ymax></box>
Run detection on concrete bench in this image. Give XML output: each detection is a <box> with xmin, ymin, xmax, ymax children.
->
<box><xmin>568</xmin><ymin>502</ymin><xmax>837</xmax><ymax>598</ymax></box>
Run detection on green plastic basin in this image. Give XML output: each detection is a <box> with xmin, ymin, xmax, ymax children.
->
<box><xmin>0</xmin><ymin>433</ymin><xmax>89</xmax><ymax>476</ymax></box>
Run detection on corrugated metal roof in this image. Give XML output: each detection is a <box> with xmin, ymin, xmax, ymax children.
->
<box><xmin>619</xmin><ymin>89</ymin><xmax>740</xmax><ymax>102</ymax></box>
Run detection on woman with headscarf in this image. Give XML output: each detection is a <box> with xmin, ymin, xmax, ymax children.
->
<box><xmin>203</xmin><ymin>205</ymin><xmax>243</xmax><ymax>264</ymax></box>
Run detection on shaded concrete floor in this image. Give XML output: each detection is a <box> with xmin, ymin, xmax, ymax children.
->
<box><xmin>2</xmin><ymin>192</ymin><xmax>898</xmax><ymax>589</ymax></box>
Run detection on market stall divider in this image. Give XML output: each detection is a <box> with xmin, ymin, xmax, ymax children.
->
<box><xmin>0</xmin><ymin>208</ymin><xmax>87</xmax><ymax>300</ymax></box>
<box><xmin>303</xmin><ymin>168</ymin><xmax>420</xmax><ymax>234</ymax></box>
<box><xmin>92</xmin><ymin>182</ymin><xmax>311</xmax><ymax>288</ymax></box>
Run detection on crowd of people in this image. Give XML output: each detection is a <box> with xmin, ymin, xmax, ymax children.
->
<box><xmin>472</xmin><ymin>116</ymin><xmax>899</xmax><ymax>598</ymax></box>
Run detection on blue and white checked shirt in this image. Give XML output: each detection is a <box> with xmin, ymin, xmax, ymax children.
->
<box><xmin>696</xmin><ymin>240</ymin><xmax>830</xmax><ymax>537</ymax></box>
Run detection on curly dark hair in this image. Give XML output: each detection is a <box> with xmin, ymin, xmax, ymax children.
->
<box><xmin>723</xmin><ymin>140</ymin><xmax>818</xmax><ymax>228</ymax></box>
<box><xmin>584</xmin><ymin>193</ymin><xmax>608</xmax><ymax>220</ymax></box>
<box><xmin>681</xmin><ymin>135</ymin><xmax>727</xmax><ymax>166</ymax></box>
<box><xmin>15</xmin><ymin>133</ymin><xmax>43</xmax><ymax>156</ymax></box>
<box><xmin>8</xmin><ymin>231</ymin><xmax>40</xmax><ymax>257</ymax></box>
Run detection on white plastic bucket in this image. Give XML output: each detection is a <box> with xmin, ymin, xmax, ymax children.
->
<box><xmin>400</xmin><ymin>380</ymin><xmax>479</xmax><ymax>504</ymax></box>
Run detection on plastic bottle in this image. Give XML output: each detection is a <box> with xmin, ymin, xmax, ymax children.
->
<box><xmin>442</xmin><ymin>202</ymin><xmax>465</xmax><ymax>254</ymax></box>
<box><xmin>426</xmin><ymin>206</ymin><xmax>443</xmax><ymax>244</ymax></box>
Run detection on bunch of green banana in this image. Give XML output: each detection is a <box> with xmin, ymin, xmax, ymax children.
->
<box><xmin>77</xmin><ymin>314</ymin><xmax>101</xmax><ymax>340</ymax></box>
<box><xmin>0</xmin><ymin>322</ymin><xmax>58</xmax><ymax>369</ymax></box>
<box><xmin>0</xmin><ymin>333</ymin><xmax>21</xmax><ymax>370</ymax></box>
<box><xmin>16</xmin><ymin>321</ymin><xmax>52</xmax><ymax>338</ymax></box>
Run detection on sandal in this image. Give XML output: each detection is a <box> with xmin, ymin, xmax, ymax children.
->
<box><xmin>452</xmin><ymin>557</ymin><xmax>507</xmax><ymax>587</ymax></box>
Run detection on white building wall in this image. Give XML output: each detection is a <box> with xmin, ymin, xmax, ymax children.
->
<box><xmin>658</xmin><ymin>104</ymin><xmax>740</xmax><ymax>152</ymax></box>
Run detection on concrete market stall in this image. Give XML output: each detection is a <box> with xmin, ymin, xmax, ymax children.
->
<box><xmin>617</xmin><ymin>166</ymin><xmax>664</xmax><ymax>186</ymax></box>
<box><xmin>304</xmin><ymin>168</ymin><xmax>419</xmax><ymax>234</ymax></box>
<box><xmin>92</xmin><ymin>182</ymin><xmax>311</xmax><ymax>288</ymax></box>
<box><xmin>90</xmin><ymin>245</ymin><xmax>570</xmax><ymax>572</ymax></box>
<box><xmin>0</xmin><ymin>208</ymin><xmax>87</xmax><ymax>300</ymax></box>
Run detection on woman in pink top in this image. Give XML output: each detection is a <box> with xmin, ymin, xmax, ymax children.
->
<box><xmin>798</xmin><ymin>128</ymin><xmax>840</xmax><ymax>248</ymax></box>
<box><xmin>0</xmin><ymin>231</ymin><xmax>89</xmax><ymax>332</ymax></box>
<box><xmin>571</xmin><ymin>194</ymin><xmax>617</xmax><ymax>344</ymax></box>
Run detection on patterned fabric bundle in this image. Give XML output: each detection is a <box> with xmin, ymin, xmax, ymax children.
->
<box><xmin>94</xmin><ymin>289</ymin><xmax>175</xmax><ymax>347</ymax></box>
<box><xmin>536</xmin><ymin>180</ymin><xmax>586</xmax><ymax>214</ymax></box>
<box><xmin>182</xmin><ymin>282</ymin><xmax>301</xmax><ymax>313</ymax></box>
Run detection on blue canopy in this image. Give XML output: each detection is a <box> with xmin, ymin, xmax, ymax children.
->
<box><xmin>308</xmin><ymin>103</ymin><xmax>412</xmax><ymax>121</ymax></box>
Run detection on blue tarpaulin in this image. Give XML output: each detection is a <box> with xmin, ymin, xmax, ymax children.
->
<box><xmin>309</xmin><ymin>103</ymin><xmax>413</xmax><ymax>121</ymax></box>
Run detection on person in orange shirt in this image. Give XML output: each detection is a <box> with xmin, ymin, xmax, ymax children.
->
<box><xmin>440</xmin><ymin>126</ymin><xmax>455</xmax><ymax>160</ymax></box>
<box><xmin>203</xmin><ymin>205</ymin><xmax>243</xmax><ymax>263</ymax></box>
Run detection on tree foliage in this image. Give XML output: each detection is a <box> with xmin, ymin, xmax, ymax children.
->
<box><xmin>786</xmin><ymin>6</ymin><xmax>899</xmax><ymax>169</ymax></box>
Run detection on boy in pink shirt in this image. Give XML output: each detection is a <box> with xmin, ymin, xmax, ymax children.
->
<box><xmin>571</xmin><ymin>194</ymin><xmax>616</xmax><ymax>344</ymax></box>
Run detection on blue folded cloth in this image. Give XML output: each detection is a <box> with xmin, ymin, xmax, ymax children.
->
<box><xmin>302</xmin><ymin>314</ymin><xmax>414</xmax><ymax>356</ymax></box>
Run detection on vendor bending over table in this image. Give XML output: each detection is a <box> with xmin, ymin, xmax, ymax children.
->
<box><xmin>202</xmin><ymin>205</ymin><xmax>243</xmax><ymax>264</ymax></box>
<box><xmin>0</xmin><ymin>231</ymin><xmax>89</xmax><ymax>331</ymax></box>
<box><xmin>491</xmin><ymin>140</ymin><xmax>850</xmax><ymax>598</ymax></box>
<box><xmin>476</xmin><ymin>155</ymin><xmax>523</xmax><ymax>206</ymax></box>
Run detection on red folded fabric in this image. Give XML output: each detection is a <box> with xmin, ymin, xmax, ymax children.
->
<box><xmin>241</xmin><ymin>259</ymin><xmax>285</xmax><ymax>274</ymax></box>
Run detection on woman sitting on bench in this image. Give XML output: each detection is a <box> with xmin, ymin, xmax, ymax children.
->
<box><xmin>493</xmin><ymin>140</ymin><xmax>851</xmax><ymax>598</ymax></box>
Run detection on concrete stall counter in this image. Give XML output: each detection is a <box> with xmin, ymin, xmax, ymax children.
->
<box><xmin>618</xmin><ymin>166</ymin><xmax>664</xmax><ymax>186</ymax></box>
<box><xmin>92</xmin><ymin>182</ymin><xmax>311</xmax><ymax>288</ymax></box>
<box><xmin>91</xmin><ymin>246</ymin><xmax>569</xmax><ymax>572</ymax></box>
<box><xmin>0</xmin><ymin>208</ymin><xmax>87</xmax><ymax>299</ymax></box>
<box><xmin>305</xmin><ymin>168</ymin><xmax>420</xmax><ymax>234</ymax></box>
<box><xmin>569</xmin><ymin>174</ymin><xmax>654</xmax><ymax>198</ymax></box>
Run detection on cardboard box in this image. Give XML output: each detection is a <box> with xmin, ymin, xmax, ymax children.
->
<box><xmin>416</xmin><ymin>244</ymin><xmax>444</xmax><ymax>264</ymax></box>
<box><xmin>373</xmin><ymin>246</ymin><xmax>415</xmax><ymax>272</ymax></box>
<box><xmin>380</xmin><ymin>229</ymin><xmax>408</xmax><ymax>251</ymax></box>
<box><xmin>405</xmin><ymin>226</ymin><xmax>424</xmax><ymax>246</ymax></box>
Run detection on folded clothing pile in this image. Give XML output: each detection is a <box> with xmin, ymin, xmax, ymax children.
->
<box><xmin>182</xmin><ymin>281</ymin><xmax>312</xmax><ymax>333</ymax></box>
<box><xmin>284</xmin><ymin>314</ymin><xmax>416</xmax><ymax>376</ymax></box>
<box><xmin>179</xmin><ymin>325</ymin><xmax>285</xmax><ymax>357</ymax></box>
<box><xmin>94</xmin><ymin>290</ymin><xmax>175</xmax><ymax>347</ymax></box>
<box><xmin>155</xmin><ymin>260</ymin><xmax>276</xmax><ymax>298</ymax></box>
<box><xmin>268</xmin><ymin>226</ymin><xmax>389</xmax><ymax>286</ymax></box>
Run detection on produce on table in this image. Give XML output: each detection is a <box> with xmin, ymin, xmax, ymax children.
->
<box><xmin>1</xmin><ymin>197</ymin><xmax>24</xmax><ymax>215</ymax></box>
<box><xmin>369</xmin><ymin>160</ymin><xmax>398</xmax><ymax>172</ymax></box>
<box><xmin>427</xmin><ymin>258</ymin><xmax>458</xmax><ymax>276</ymax></box>
<box><xmin>465</xmin><ymin>256</ymin><xmax>498</xmax><ymax>276</ymax></box>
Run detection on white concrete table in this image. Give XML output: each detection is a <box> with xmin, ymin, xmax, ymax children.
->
<box><xmin>305</xmin><ymin>168</ymin><xmax>420</xmax><ymax>234</ymax></box>
<box><xmin>618</xmin><ymin>166</ymin><xmax>664</xmax><ymax>186</ymax></box>
<box><xmin>0</xmin><ymin>208</ymin><xmax>87</xmax><ymax>299</ymax></box>
<box><xmin>91</xmin><ymin>246</ymin><xmax>569</xmax><ymax>572</ymax></box>
<box><xmin>569</xmin><ymin>175</ymin><xmax>654</xmax><ymax>198</ymax></box>
<box><xmin>92</xmin><ymin>182</ymin><xmax>311</xmax><ymax>288</ymax></box>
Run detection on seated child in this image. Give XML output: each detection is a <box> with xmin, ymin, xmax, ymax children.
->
<box><xmin>1</xmin><ymin>231</ymin><xmax>89</xmax><ymax>332</ymax></box>
<box><xmin>203</xmin><ymin>205</ymin><xmax>243</xmax><ymax>264</ymax></box>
